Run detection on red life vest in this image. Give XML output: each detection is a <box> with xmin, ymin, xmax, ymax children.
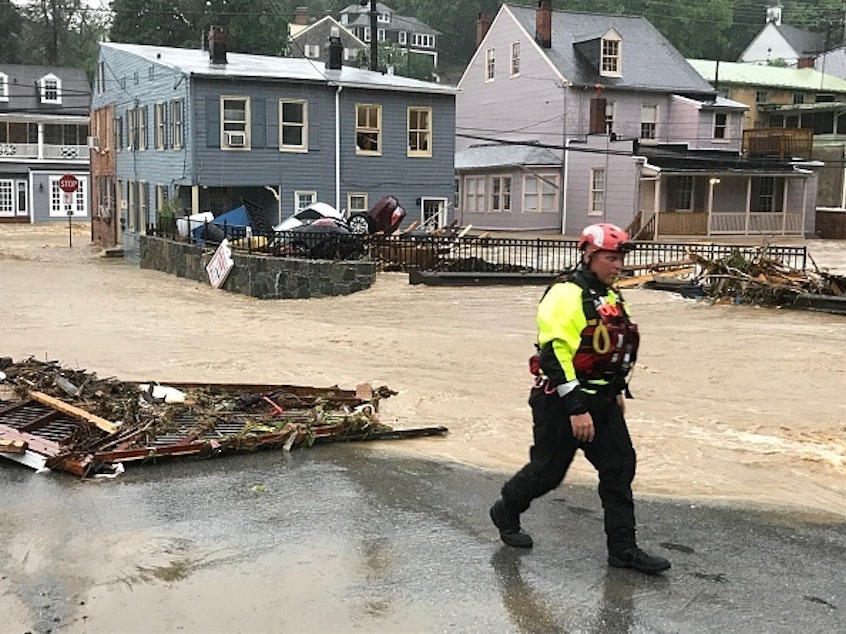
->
<box><xmin>573</xmin><ymin>288</ymin><xmax>639</xmax><ymax>381</ymax></box>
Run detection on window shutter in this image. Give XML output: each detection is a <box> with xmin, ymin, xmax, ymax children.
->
<box><xmin>206</xmin><ymin>96</ymin><xmax>220</xmax><ymax>147</ymax></box>
<box><xmin>309</xmin><ymin>101</ymin><xmax>320</xmax><ymax>150</ymax></box>
<box><xmin>266</xmin><ymin>99</ymin><xmax>279</xmax><ymax>148</ymax></box>
<box><xmin>251</xmin><ymin>99</ymin><xmax>265</xmax><ymax>149</ymax></box>
<box><xmin>163</xmin><ymin>103</ymin><xmax>169</xmax><ymax>148</ymax></box>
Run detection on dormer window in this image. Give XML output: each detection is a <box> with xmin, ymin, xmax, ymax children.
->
<box><xmin>377</xmin><ymin>11</ymin><xmax>390</xmax><ymax>24</ymax></box>
<box><xmin>0</xmin><ymin>73</ymin><xmax>8</xmax><ymax>101</ymax></box>
<box><xmin>601</xmin><ymin>31</ymin><xmax>622</xmax><ymax>77</ymax></box>
<box><xmin>40</xmin><ymin>74</ymin><xmax>62</xmax><ymax>104</ymax></box>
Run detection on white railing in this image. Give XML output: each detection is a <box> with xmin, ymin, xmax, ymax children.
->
<box><xmin>0</xmin><ymin>143</ymin><xmax>37</xmax><ymax>158</ymax></box>
<box><xmin>43</xmin><ymin>144</ymin><xmax>89</xmax><ymax>160</ymax></box>
<box><xmin>709</xmin><ymin>212</ymin><xmax>804</xmax><ymax>235</ymax></box>
<box><xmin>0</xmin><ymin>143</ymin><xmax>89</xmax><ymax>161</ymax></box>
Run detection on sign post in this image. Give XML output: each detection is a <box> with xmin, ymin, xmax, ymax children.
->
<box><xmin>59</xmin><ymin>174</ymin><xmax>79</xmax><ymax>247</ymax></box>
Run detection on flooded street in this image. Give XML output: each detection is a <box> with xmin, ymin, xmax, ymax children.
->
<box><xmin>1</xmin><ymin>224</ymin><xmax>846</xmax><ymax>632</ymax></box>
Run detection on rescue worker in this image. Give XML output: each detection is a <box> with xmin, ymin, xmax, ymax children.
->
<box><xmin>489</xmin><ymin>223</ymin><xmax>671</xmax><ymax>575</ymax></box>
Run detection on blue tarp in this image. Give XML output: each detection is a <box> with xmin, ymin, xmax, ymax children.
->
<box><xmin>192</xmin><ymin>205</ymin><xmax>251</xmax><ymax>243</ymax></box>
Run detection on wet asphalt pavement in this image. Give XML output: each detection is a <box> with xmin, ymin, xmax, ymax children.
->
<box><xmin>1</xmin><ymin>444</ymin><xmax>845</xmax><ymax>633</ymax></box>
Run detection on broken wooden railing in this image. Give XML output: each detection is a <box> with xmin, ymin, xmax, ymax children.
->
<box><xmin>0</xmin><ymin>358</ymin><xmax>447</xmax><ymax>478</ymax></box>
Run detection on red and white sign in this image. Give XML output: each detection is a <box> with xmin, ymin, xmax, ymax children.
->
<box><xmin>206</xmin><ymin>239</ymin><xmax>234</xmax><ymax>289</ymax></box>
<box><xmin>59</xmin><ymin>174</ymin><xmax>79</xmax><ymax>193</ymax></box>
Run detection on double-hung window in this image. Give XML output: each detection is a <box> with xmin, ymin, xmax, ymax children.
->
<box><xmin>589</xmin><ymin>169</ymin><xmax>605</xmax><ymax>216</ymax></box>
<box><xmin>221</xmin><ymin>97</ymin><xmax>250</xmax><ymax>149</ymax></box>
<box><xmin>154</xmin><ymin>103</ymin><xmax>165</xmax><ymax>150</ymax></box>
<box><xmin>641</xmin><ymin>105</ymin><xmax>658</xmax><ymax>140</ymax></box>
<box><xmin>523</xmin><ymin>175</ymin><xmax>558</xmax><ymax>213</ymax></box>
<box><xmin>713</xmin><ymin>112</ymin><xmax>728</xmax><ymax>140</ymax></box>
<box><xmin>408</xmin><ymin>107</ymin><xmax>431</xmax><ymax>157</ymax></box>
<box><xmin>171</xmin><ymin>99</ymin><xmax>183</xmax><ymax>149</ymax></box>
<box><xmin>485</xmin><ymin>48</ymin><xmax>495</xmax><ymax>81</ymax></box>
<box><xmin>491</xmin><ymin>176</ymin><xmax>511</xmax><ymax>212</ymax></box>
<box><xmin>356</xmin><ymin>104</ymin><xmax>381</xmax><ymax>155</ymax></box>
<box><xmin>510</xmin><ymin>42</ymin><xmax>520</xmax><ymax>77</ymax></box>
<box><xmin>280</xmin><ymin>100</ymin><xmax>307</xmax><ymax>151</ymax></box>
<box><xmin>464</xmin><ymin>176</ymin><xmax>486</xmax><ymax>212</ymax></box>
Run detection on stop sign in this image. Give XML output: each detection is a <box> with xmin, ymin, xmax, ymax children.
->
<box><xmin>59</xmin><ymin>174</ymin><xmax>79</xmax><ymax>193</ymax></box>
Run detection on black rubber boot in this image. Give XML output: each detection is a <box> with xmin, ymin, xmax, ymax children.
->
<box><xmin>490</xmin><ymin>499</ymin><xmax>533</xmax><ymax>548</ymax></box>
<box><xmin>608</xmin><ymin>546</ymin><xmax>671</xmax><ymax>574</ymax></box>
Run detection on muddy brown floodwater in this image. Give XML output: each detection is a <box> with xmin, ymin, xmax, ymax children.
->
<box><xmin>1</xmin><ymin>224</ymin><xmax>845</xmax><ymax>518</ymax></box>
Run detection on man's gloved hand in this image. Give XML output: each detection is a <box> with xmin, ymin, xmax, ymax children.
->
<box><xmin>570</xmin><ymin>412</ymin><xmax>594</xmax><ymax>442</ymax></box>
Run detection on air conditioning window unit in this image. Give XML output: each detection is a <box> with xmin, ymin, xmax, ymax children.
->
<box><xmin>87</xmin><ymin>136</ymin><xmax>100</xmax><ymax>149</ymax></box>
<box><xmin>225</xmin><ymin>131</ymin><xmax>247</xmax><ymax>147</ymax></box>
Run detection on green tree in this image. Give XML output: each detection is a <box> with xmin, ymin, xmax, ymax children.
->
<box><xmin>109</xmin><ymin>0</ymin><xmax>289</xmax><ymax>55</ymax></box>
<box><xmin>0</xmin><ymin>0</ymin><xmax>25</xmax><ymax>63</ymax></box>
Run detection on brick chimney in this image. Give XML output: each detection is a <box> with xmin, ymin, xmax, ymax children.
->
<box><xmin>327</xmin><ymin>26</ymin><xmax>343</xmax><ymax>70</ymax></box>
<box><xmin>209</xmin><ymin>26</ymin><xmax>228</xmax><ymax>64</ymax></box>
<box><xmin>476</xmin><ymin>12</ymin><xmax>492</xmax><ymax>48</ymax></box>
<box><xmin>536</xmin><ymin>0</ymin><xmax>552</xmax><ymax>49</ymax></box>
<box><xmin>797</xmin><ymin>56</ymin><xmax>816</xmax><ymax>69</ymax></box>
<box><xmin>293</xmin><ymin>7</ymin><xmax>309</xmax><ymax>26</ymax></box>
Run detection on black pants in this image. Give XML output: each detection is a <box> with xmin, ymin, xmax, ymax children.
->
<box><xmin>501</xmin><ymin>386</ymin><xmax>637</xmax><ymax>552</ymax></box>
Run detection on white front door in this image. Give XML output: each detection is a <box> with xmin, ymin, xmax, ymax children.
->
<box><xmin>421</xmin><ymin>197</ymin><xmax>447</xmax><ymax>231</ymax></box>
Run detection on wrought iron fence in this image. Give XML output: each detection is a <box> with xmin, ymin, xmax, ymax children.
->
<box><xmin>147</xmin><ymin>216</ymin><xmax>808</xmax><ymax>273</ymax></box>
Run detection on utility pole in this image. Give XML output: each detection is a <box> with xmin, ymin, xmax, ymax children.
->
<box><xmin>360</xmin><ymin>0</ymin><xmax>378</xmax><ymax>71</ymax></box>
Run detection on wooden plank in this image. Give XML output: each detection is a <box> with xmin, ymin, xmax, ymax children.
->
<box><xmin>0</xmin><ymin>438</ymin><xmax>27</xmax><ymax>454</ymax></box>
<box><xmin>29</xmin><ymin>391</ymin><xmax>118</xmax><ymax>435</ymax></box>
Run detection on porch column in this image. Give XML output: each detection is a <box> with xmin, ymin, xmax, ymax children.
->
<box><xmin>191</xmin><ymin>184</ymin><xmax>200</xmax><ymax>215</ymax></box>
<box><xmin>745</xmin><ymin>177</ymin><xmax>752</xmax><ymax>235</ymax></box>
<box><xmin>781</xmin><ymin>177</ymin><xmax>789</xmax><ymax>234</ymax></box>
<box><xmin>801</xmin><ymin>177</ymin><xmax>808</xmax><ymax>236</ymax></box>
<box><xmin>653</xmin><ymin>178</ymin><xmax>661</xmax><ymax>240</ymax></box>
<box><xmin>37</xmin><ymin>123</ymin><xmax>44</xmax><ymax>160</ymax></box>
<box><xmin>707</xmin><ymin>176</ymin><xmax>720</xmax><ymax>236</ymax></box>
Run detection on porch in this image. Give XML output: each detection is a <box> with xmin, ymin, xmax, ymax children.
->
<box><xmin>632</xmin><ymin>171</ymin><xmax>812</xmax><ymax>240</ymax></box>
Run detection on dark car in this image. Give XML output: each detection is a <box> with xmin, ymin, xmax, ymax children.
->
<box><xmin>347</xmin><ymin>196</ymin><xmax>407</xmax><ymax>235</ymax></box>
<box><xmin>273</xmin><ymin>218</ymin><xmax>363</xmax><ymax>260</ymax></box>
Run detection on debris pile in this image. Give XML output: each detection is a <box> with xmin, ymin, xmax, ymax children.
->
<box><xmin>0</xmin><ymin>358</ymin><xmax>447</xmax><ymax>478</ymax></box>
<box><xmin>620</xmin><ymin>247</ymin><xmax>846</xmax><ymax>313</ymax></box>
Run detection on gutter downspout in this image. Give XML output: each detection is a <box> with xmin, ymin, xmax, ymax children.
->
<box><xmin>335</xmin><ymin>85</ymin><xmax>343</xmax><ymax>214</ymax></box>
<box><xmin>561</xmin><ymin>138</ymin><xmax>570</xmax><ymax>234</ymax></box>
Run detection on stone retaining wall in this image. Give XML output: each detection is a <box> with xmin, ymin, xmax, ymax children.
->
<box><xmin>140</xmin><ymin>236</ymin><xmax>376</xmax><ymax>299</ymax></box>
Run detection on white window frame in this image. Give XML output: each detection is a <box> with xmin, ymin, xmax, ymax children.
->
<box><xmin>605</xmin><ymin>101</ymin><xmax>615</xmax><ymax>134</ymax></box>
<box><xmin>221</xmin><ymin>96</ymin><xmax>250</xmax><ymax>150</ymax></box>
<box><xmin>154</xmin><ymin>102</ymin><xmax>165</xmax><ymax>150</ymax></box>
<box><xmin>756</xmin><ymin>91</ymin><xmax>769</xmax><ymax>104</ymax></box>
<box><xmin>0</xmin><ymin>180</ymin><xmax>13</xmax><ymax>215</ymax></box>
<box><xmin>355</xmin><ymin>103</ymin><xmax>381</xmax><ymax>156</ymax></box>
<box><xmin>377</xmin><ymin>11</ymin><xmax>390</xmax><ymax>24</ymax></box>
<box><xmin>40</xmin><ymin>74</ymin><xmax>62</xmax><ymax>104</ymax></box>
<box><xmin>399</xmin><ymin>31</ymin><xmax>407</xmax><ymax>45</ymax></box>
<box><xmin>171</xmin><ymin>99</ymin><xmax>183</xmax><ymax>150</ymax></box>
<box><xmin>347</xmin><ymin>193</ymin><xmax>368</xmax><ymax>213</ymax></box>
<box><xmin>294</xmin><ymin>190</ymin><xmax>317</xmax><ymax>212</ymax></box>
<box><xmin>412</xmin><ymin>33</ymin><xmax>434</xmax><ymax>48</ymax></box>
<box><xmin>523</xmin><ymin>174</ymin><xmax>558</xmax><ymax>213</ymax></box>
<box><xmin>407</xmin><ymin>107</ymin><xmax>432</xmax><ymax>157</ymax></box>
<box><xmin>127</xmin><ymin>107</ymin><xmax>136</xmax><ymax>150</ymax></box>
<box><xmin>713</xmin><ymin>112</ymin><xmax>728</xmax><ymax>141</ymax></box>
<box><xmin>463</xmin><ymin>176</ymin><xmax>486</xmax><ymax>213</ymax></box>
<box><xmin>363</xmin><ymin>27</ymin><xmax>371</xmax><ymax>42</ymax></box>
<box><xmin>641</xmin><ymin>104</ymin><xmax>658</xmax><ymax>141</ymax></box>
<box><xmin>377</xmin><ymin>28</ymin><xmax>386</xmax><ymax>41</ymax></box>
<box><xmin>0</xmin><ymin>73</ymin><xmax>8</xmax><ymax>102</ymax></box>
<box><xmin>491</xmin><ymin>176</ymin><xmax>512</xmax><ymax>212</ymax></box>
<box><xmin>510</xmin><ymin>42</ymin><xmax>520</xmax><ymax>77</ymax></box>
<box><xmin>589</xmin><ymin>168</ymin><xmax>605</xmax><ymax>216</ymax></box>
<box><xmin>49</xmin><ymin>175</ymin><xmax>88</xmax><ymax>218</ymax></box>
<box><xmin>304</xmin><ymin>44</ymin><xmax>320</xmax><ymax>58</ymax></box>
<box><xmin>485</xmin><ymin>48</ymin><xmax>495</xmax><ymax>82</ymax></box>
<box><xmin>601</xmin><ymin>35</ymin><xmax>622</xmax><ymax>76</ymax></box>
<box><xmin>137</xmin><ymin>105</ymin><xmax>147</xmax><ymax>151</ymax></box>
<box><xmin>280</xmin><ymin>99</ymin><xmax>308</xmax><ymax>152</ymax></box>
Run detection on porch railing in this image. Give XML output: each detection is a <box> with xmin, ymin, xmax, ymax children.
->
<box><xmin>709</xmin><ymin>212</ymin><xmax>804</xmax><ymax>235</ymax></box>
<box><xmin>742</xmin><ymin>127</ymin><xmax>814</xmax><ymax>159</ymax></box>
<box><xmin>0</xmin><ymin>143</ymin><xmax>89</xmax><ymax>160</ymax></box>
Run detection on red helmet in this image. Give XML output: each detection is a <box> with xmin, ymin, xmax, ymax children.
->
<box><xmin>577</xmin><ymin>223</ymin><xmax>633</xmax><ymax>253</ymax></box>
